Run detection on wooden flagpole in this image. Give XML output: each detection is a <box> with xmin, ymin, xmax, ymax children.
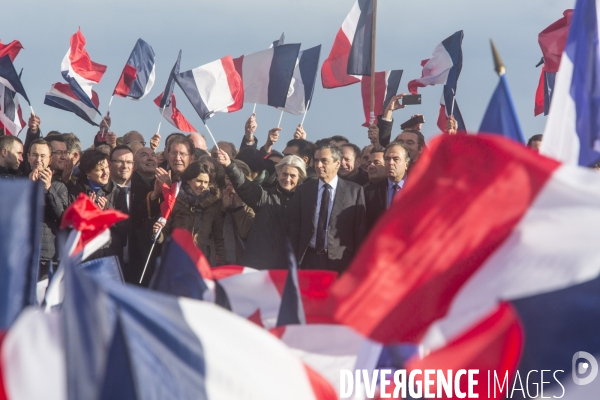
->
<box><xmin>369</xmin><ymin>0</ymin><xmax>378</xmax><ymax>124</ymax></box>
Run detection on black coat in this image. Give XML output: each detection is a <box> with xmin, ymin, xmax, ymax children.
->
<box><xmin>225</xmin><ymin>162</ymin><xmax>294</xmax><ymax>270</ymax></box>
<box><xmin>68</xmin><ymin>176</ymin><xmax>129</xmax><ymax>261</ymax></box>
<box><xmin>0</xmin><ymin>165</ymin><xmax>22</xmax><ymax>179</ymax></box>
<box><xmin>363</xmin><ymin>179</ymin><xmax>389</xmax><ymax>233</ymax></box>
<box><xmin>41</xmin><ymin>178</ymin><xmax>69</xmax><ymax>262</ymax></box>
<box><xmin>289</xmin><ymin>177</ymin><xmax>367</xmax><ymax>274</ymax></box>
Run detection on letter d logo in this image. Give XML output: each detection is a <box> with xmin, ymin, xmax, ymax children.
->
<box><xmin>572</xmin><ymin>351</ymin><xmax>598</xmax><ymax>385</ymax></box>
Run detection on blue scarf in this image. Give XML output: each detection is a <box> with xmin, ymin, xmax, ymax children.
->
<box><xmin>87</xmin><ymin>178</ymin><xmax>103</xmax><ymax>193</ymax></box>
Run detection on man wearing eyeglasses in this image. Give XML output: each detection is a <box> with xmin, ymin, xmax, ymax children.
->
<box><xmin>46</xmin><ymin>136</ymin><xmax>68</xmax><ymax>180</ymax></box>
<box><xmin>123</xmin><ymin>130</ymin><xmax>147</xmax><ymax>155</ymax></box>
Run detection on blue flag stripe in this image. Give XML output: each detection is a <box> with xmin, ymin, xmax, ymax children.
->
<box><xmin>268</xmin><ymin>43</ymin><xmax>301</xmax><ymax>108</ymax></box>
<box><xmin>347</xmin><ymin>0</ymin><xmax>374</xmax><ymax>76</ymax></box>
<box><xmin>122</xmin><ymin>39</ymin><xmax>155</xmax><ymax>99</ymax></box>
<box><xmin>383</xmin><ymin>70</ymin><xmax>403</xmax><ymax>111</ymax></box>
<box><xmin>44</xmin><ymin>94</ymin><xmax>100</xmax><ymax>126</ymax></box>
<box><xmin>175</xmin><ymin>70</ymin><xmax>211</xmax><ymax>122</ymax></box>
<box><xmin>299</xmin><ymin>45</ymin><xmax>322</xmax><ymax>109</ymax></box>
<box><xmin>160</xmin><ymin>50</ymin><xmax>182</xmax><ymax>108</ymax></box>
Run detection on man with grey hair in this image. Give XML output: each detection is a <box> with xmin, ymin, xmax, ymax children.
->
<box><xmin>289</xmin><ymin>143</ymin><xmax>366</xmax><ymax>274</ymax></box>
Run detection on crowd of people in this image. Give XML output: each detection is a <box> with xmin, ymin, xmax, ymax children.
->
<box><xmin>0</xmin><ymin>94</ymin><xmax>545</xmax><ymax>285</ymax></box>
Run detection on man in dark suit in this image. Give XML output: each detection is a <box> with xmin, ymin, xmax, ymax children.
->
<box><xmin>364</xmin><ymin>142</ymin><xmax>410</xmax><ymax>232</ymax></box>
<box><xmin>290</xmin><ymin>144</ymin><xmax>366</xmax><ymax>274</ymax></box>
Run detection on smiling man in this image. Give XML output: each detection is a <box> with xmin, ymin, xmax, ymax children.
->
<box><xmin>338</xmin><ymin>143</ymin><xmax>369</xmax><ymax>186</ymax></box>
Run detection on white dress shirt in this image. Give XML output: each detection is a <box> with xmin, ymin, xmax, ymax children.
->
<box><xmin>310</xmin><ymin>175</ymin><xmax>339</xmax><ymax>248</ymax></box>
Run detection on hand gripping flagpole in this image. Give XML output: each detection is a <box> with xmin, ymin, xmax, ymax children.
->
<box><xmin>139</xmin><ymin>217</ymin><xmax>165</xmax><ymax>284</ymax></box>
<box><xmin>101</xmin><ymin>96</ymin><xmax>114</xmax><ymax>139</ymax></box>
<box><xmin>369</xmin><ymin>0</ymin><xmax>378</xmax><ymax>125</ymax></box>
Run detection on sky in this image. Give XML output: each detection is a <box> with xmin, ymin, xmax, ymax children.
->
<box><xmin>5</xmin><ymin>0</ymin><xmax>572</xmax><ymax>152</ymax></box>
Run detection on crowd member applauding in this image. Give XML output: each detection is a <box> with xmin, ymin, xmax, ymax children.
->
<box><xmin>153</xmin><ymin>162</ymin><xmax>225</xmax><ymax>265</ymax></box>
<box><xmin>216</xmin><ymin>149</ymin><xmax>306</xmax><ymax>270</ymax></box>
<box><xmin>0</xmin><ymin>135</ymin><xmax>24</xmax><ymax>178</ymax></box>
<box><xmin>69</xmin><ymin>149</ymin><xmax>128</xmax><ymax>262</ymax></box>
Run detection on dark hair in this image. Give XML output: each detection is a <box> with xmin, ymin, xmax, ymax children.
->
<box><xmin>198</xmin><ymin>154</ymin><xmax>226</xmax><ymax>189</ymax></box>
<box><xmin>216</xmin><ymin>141</ymin><xmax>238</xmax><ymax>158</ymax></box>
<box><xmin>0</xmin><ymin>135</ymin><xmax>23</xmax><ymax>150</ymax></box>
<box><xmin>235</xmin><ymin>147</ymin><xmax>266</xmax><ymax>173</ymax></box>
<box><xmin>28</xmin><ymin>139</ymin><xmax>51</xmax><ymax>154</ymax></box>
<box><xmin>46</xmin><ymin>135</ymin><xmax>65</xmax><ymax>146</ymax></box>
<box><xmin>109</xmin><ymin>144</ymin><xmax>133</xmax><ymax>161</ymax></box>
<box><xmin>314</xmin><ymin>143</ymin><xmax>343</xmax><ymax>162</ymax></box>
<box><xmin>61</xmin><ymin>133</ymin><xmax>81</xmax><ymax>156</ymax></box>
<box><xmin>370</xmin><ymin>146</ymin><xmax>385</xmax><ymax>155</ymax></box>
<box><xmin>527</xmin><ymin>134</ymin><xmax>543</xmax><ymax>147</ymax></box>
<box><xmin>46</xmin><ymin>130</ymin><xmax>62</xmax><ymax>137</ymax></box>
<box><xmin>399</xmin><ymin>129</ymin><xmax>426</xmax><ymax>150</ymax></box>
<box><xmin>194</xmin><ymin>148</ymin><xmax>209</xmax><ymax>160</ymax></box>
<box><xmin>181</xmin><ymin>161</ymin><xmax>213</xmax><ymax>183</ymax></box>
<box><xmin>79</xmin><ymin>149</ymin><xmax>109</xmax><ymax>175</ymax></box>
<box><xmin>165</xmin><ymin>132</ymin><xmax>186</xmax><ymax>152</ymax></box>
<box><xmin>329</xmin><ymin>135</ymin><xmax>349</xmax><ymax>145</ymax></box>
<box><xmin>341</xmin><ymin>143</ymin><xmax>361</xmax><ymax>162</ymax></box>
<box><xmin>384</xmin><ymin>141</ymin><xmax>411</xmax><ymax>164</ymax></box>
<box><xmin>167</xmin><ymin>135</ymin><xmax>194</xmax><ymax>156</ymax></box>
<box><xmin>314</xmin><ymin>138</ymin><xmax>331</xmax><ymax>147</ymax></box>
<box><xmin>286</xmin><ymin>138</ymin><xmax>315</xmax><ymax>164</ymax></box>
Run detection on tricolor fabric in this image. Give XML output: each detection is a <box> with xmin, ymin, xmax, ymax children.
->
<box><xmin>541</xmin><ymin>0</ymin><xmax>600</xmax><ymax>166</ymax></box>
<box><xmin>275</xmin><ymin>240</ymin><xmax>306</xmax><ymax>326</ymax></box>
<box><xmin>175</xmin><ymin>55</ymin><xmax>243</xmax><ymax>122</ymax></box>
<box><xmin>360</xmin><ymin>69</ymin><xmax>402</xmax><ymax>126</ymax></box>
<box><xmin>534</xmin><ymin>10</ymin><xmax>573</xmax><ymax>116</ymax></box>
<box><xmin>0</xmin><ymin>40</ymin><xmax>23</xmax><ymax>62</ymax></box>
<box><xmin>407</xmin><ymin>31</ymin><xmax>464</xmax><ymax>95</ymax></box>
<box><xmin>153</xmin><ymin>92</ymin><xmax>196</xmax><ymax>133</ymax></box>
<box><xmin>281</xmin><ymin>45</ymin><xmax>321</xmax><ymax>115</ymax></box>
<box><xmin>113</xmin><ymin>38</ymin><xmax>156</xmax><ymax>100</ymax></box>
<box><xmin>437</xmin><ymin>86</ymin><xmax>466</xmax><ymax>132</ymax></box>
<box><xmin>0</xmin><ymin>55</ymin><xmax>29</xmax><ymax>105</ymax></box>
<box><xmin>479</xmin><ymin>74</ymin><xmax>525</xmax><ymax>143</ymax></box>
<box><xmin>158</xmin><ymin>49</ymin><xmax>181</xmax><ymax>109</ymax></box>
<box><xmin>233</xmin><ymin>44</ymin><xmax>301</xmax><ymax>108</ymax></box>
<box><xmin>44</xmin><ymin>82</ymin><xmax>100</xmax><ymax>126</ymax></box>
<box><xmin>0</xmin><ymin>83</ymin><xmax>26</xmax><ymax>136</ymax></box>
<box><xmin>321</xmin><ymin>0</ymin><xmax>373</xmax><ymax>88</ymax></box>
<box><xmin>60</xmin><ymin>29</ymin><xmax>106</xmax><ymax>113</ymax></box>
<box><xmin>330</xmin><ymin>133</ymin><xmax>600</xmax><ymax>397</ymax></box>
<box><xmin>271</xmin><ymin>32</ymin><xmax>285</xmax><ymax>48</ymax></box>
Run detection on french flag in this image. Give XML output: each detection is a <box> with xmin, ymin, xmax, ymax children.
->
<box><xmin>61</xmin><ymin>29</ymin><xmax>106</xmax><ymax>113</ymax></box>
<box><xmin>153</xmin><ymin>92</ymin><xmax>197</xmax><ymax>133</ymax></box>
<box><xmin>321</xmin><ymin>0</ymin><xmax>373</xmax><ymax>88</ymax></box>
<box><xmin>44</xmin><ymin>82</ymin><xmax>100</xmax><ymax>126</ymax></box>
<box><xmin>0</xmin><ymin>40</ymin><xmax>23</xmax><ymax>62</ymax></box>
<box><xmin>157</xmin><ymin>49</ymin><xmax>181</xmax><ymax>109</ymax></box>
<box><xmin>113</xmin><ymin>38</ymin><xmax>156</xmax><ymax>100</ymax></box>
<box><xmin>233</xmin><ymin>43</ymin><xmax>301</xmax><ymax>108</ymax></box>
<box><xmin>0</xmin><ymin>55</ymin><xmax>29</xmax><ymax>105</ymax></box>
<box><xmin>280</xmin><ymin>45</ymin><xmax>322</xmax><ymax>115</ymax></box>
<box><xmin>360</xmin><ymin>69</ymin><xmax>403</xmax><ymax>126</ymax></box>
<box><xmin>407</xmin><ymin>31</ymin><xmax>464</xmax><ymax>95</ymax></box>
<box><xmin>0</xmin><ymin>82</ymin><xmax>26</xmax><ymax>136</ymax></box>
<box><xmin>175</xmin><ymin>55</ymin><xmax>243</xmax><ymax>122</ymax></box>
<box><xmin>541</xmin><ymin>0</ymin><xmax>600</xmax><ymax>167</ymax></box>
<box><xmin>479</xmin><ymin>72</ymin><xmax>525</xmax><ymax>143</ymax></box>
<box><xmin>330</xmin><ymin>133</ymin><xmax>600</xmax><ymax>398</ymax></box>
<box><xmin>437</xmin><ymin>86</ymin><xmax>466</xmax><ymax>132</ymax></box>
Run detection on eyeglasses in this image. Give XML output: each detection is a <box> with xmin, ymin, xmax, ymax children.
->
<box><xmin>51</xmin><ymin>150</ymin><xmax>67</xmax><ymax>157</ymax></box>
<box><xmin>168</xmin><ymin>151</ymin><xmax>190</xmax><ymax>159</ymax></box>
<box><xmin>126</xmin><ymin>141</ymin><xmax>146</xmax><ymax>147</ymax></box>
<box><xmin>30</xmin><ymin>153</ymin><xmax>49</xmax><ymax>160</ymax></box>
<box><xmin>111</xmin><ymin>160</ymin><xmax>134</xmax><ymax>167</ymax></box>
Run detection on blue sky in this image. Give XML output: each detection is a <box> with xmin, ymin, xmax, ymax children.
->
<box><xmin>6</xmin><ymin>0</ymin><xmax>571</xmax><ymax>151</ymax></box>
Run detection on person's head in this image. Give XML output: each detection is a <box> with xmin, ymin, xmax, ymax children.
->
<box><xmin>394</xmin><ymin>129</ymin><xmax>425</xmax><ymax>163</ymax></box>
<box><xmin>188</xmin><ymin>132</ymin><xmax>208</xmax><ymax>151</ymax></box>
<box><xmin>109</xmin><ymin>145</ymin><xmax>134</xmax><ymax>185</ymax></box>
<box><xmin>165</xmin><ymin>132</ymin><xmax>185</xmax><ymax>153</ymax></box>
<box><xmin>384</xmin><ymin>142</ymin><xmax>410</xmax><ymax>183</ymax></box>
<box><xmin>527</xmin><ymin>134</ymin><xmax>543</xmax><ymax>153</ymax></box>
<box><xmin>276</xmin><ymin>155</ymin><xmax>306</xmax><ymax>192</ymax></box>
<box><xmin>329</xmin><ymin>135</ymin><xmax>349</xmax><ymax>147</ymax></box>
<box><xmin>0</xmin><ymin>135</ymin><xmax>23</xmax><ymax>171</ymax></box>
<box><xmin>360</xmin><ymin>145</ymin><xmax>373</xmax><ymax>170</ymax></box>
<box><xmin>133</xmin><ymin>147</ymin><xmax>157</xmax><ymax>178</ymax></box>
<box><xmin>46</xmin><ymin>136</ymin><xmax>68</xmax><ymax>173</ymax></box>
<box><xmin>314</xmin><ymin>138</ymin><xmax>331</xmax><ymax>148</ymax></box>
<box><xmin>366</xmin><ymin>147</ymin><xmax>386</xmax><ymax>183</ymax></box>
<box><xmin>80</xmin><ymin>149</ymin><xmax>110</xmax><ymax>186</ymax></box>
<box><xmin>267</xmin><ymin>150</ymin><xmax>284</xmax><ymax>165</ymax></box>
<box><xmin>123</xmin><ymin>131</ymin><xmax>146</xmax><ymax>154</ymax></box>
<box><xmin>181</xmin><ymin>162</ymin><xmax>213</xmax><ymax>195</ymax></box>
<box><xmin>28</xmin><ymin>139</ymin><xmax>52</xmax><ymax>171</ymax></box>
<box><xmin>46</xmin><ymin>130</ymin><xmax>61</xmax><ymax>137</ymax></box>
<box><xmin>284</xmin><ymin>139</ymin><xmax>315</xmax><ymax>166</ymax></box>
<box><xmin>61</xmin><ymin>133</ymin><xmax>82</xmax><ymax>165</ymax></box>
<box><xmin>166</xmin><ymin>136</ymin><xmax>194</xmax><ymax>176</ymax></box>
<box><xmin>235</xmin><ymin>147</ymin><xmax>266</xmax><ymax>180</ymax></box>
<box><xmin>211</xmin><ymin>141</ymin><xmax>237</xmax><ymax>160</ymax></box>
<box><xmin>96</xmin><ymin>144</ymin><xmax>111</xmax><ymax>155</ymax></box>
<box><xmin>339</xmin><ymin>143</ymin><xmax>361</xmax><ymax>178</ymax></box>
<box><xmin>314</xmin><ymin>144</ymin><xmax>342</xmax><ymax>183</ymax></box>
<box><xmin>197</xmin><ymin>154</ymin><xmax>226</xmax><ymax>189</ymax></box>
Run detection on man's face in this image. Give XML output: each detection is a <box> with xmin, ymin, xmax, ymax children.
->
<box><xmin>212</xmin><ymin>142</ymin><xmax>234</xmax><ymax>160</ymax></box>
<box><xmin>338</xmin><ymin>146</ymin><xmax>358</xmax><ymax>178</ymax></box>
<box><xmin>360</xmin><ymin>145</ymin><xmax>373</xmax><ymax>170</ymax></box>
<box><xmin>49</xmin><ymin>141</ymin><xmax>68</xmax><ymax>172</ymax></box>
<box><xmin>134</xmin><ymin>147</ymin><xmax>157</xmax><ymax>176</ymax></box>
<box><xmin>395</xmin><ymin>131</ymin><xmax>421</xmax><ymax>163</ymax></box>
<box><xmin>2</xmin><ymin>141</ymin><xmax>24</xmax><ymax>170</ymax></box>
<box><xmin>109</xmin><ymin>149</ymin><xmax>134</xmax><ymax>183</ymax></box>
<box><xmin>366</xmin><ymin>152</ymin><xmax>386</xmax><ymax>183</ymax></box>
<box><xmin>385</xmin><ymin>145</ymin><xmax>409</xmax><ymax>183</ymax></box>
<box><xmin>28</xmin><ymin>143</ymin><xmax>50</xmax><ymax>171</ymax></box>
<box><xmin>314</xmin><ymin>148</ymin><xmax>340</xmax><ymax>183</ymax></box>
<box><xmin>168</xmin><ymin>143</ymin><xmax>191</xmax><ymax>174</ymax></box>
<box><xmin>529</xmin><ymin>140</ymin><xmax>542</xmax><ymax>153</ymax></box>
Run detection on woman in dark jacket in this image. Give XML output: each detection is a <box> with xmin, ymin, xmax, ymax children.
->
<box><xmin>216</xmin><ymin>150</ymin><xmax>306</xmax><ymax>270</ymax></box>
<box><xmin>68</xmin><ymin>149</ymin><xmax>128</xmax><ymax>261</ymax></box>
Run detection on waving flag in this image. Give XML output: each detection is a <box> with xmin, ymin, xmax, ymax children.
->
<box><xmin>61</xmin><ymin>29</ymin><xmax>106</xmax><ymax>113</ymax></box>
<box><xmin>276</xmin><ymin>240</ymin><xmax>306</xmax><ymax>326</ymax></box>
<box><xmin>0</xmin><ymin>82</ymin><xmax>26</xmax><ymax>136</ymax></box>
<box><xmin>113</xmin><ymin>38</ymin><xmax>156</xmax><ymax>100</ymax></box>
<box><xmin>281</xmin><ymin>45</ymin><xmax>322</xmax><ymax>115</ymax></box>
<box><xmin>176</xmin><ymin>55</ymin><xmax>243</xmax><ymax>122</ymax></box>
<box><xmin>0</xmin><ymin>40</ymin><xmax>23</xmax><ymax>61</ymax></box>
<box><xmin>44</xmin><ymin>82</ymin><xmax>100</xmax><ymax>126</ymax></box>
<box><xmin>0</xmin><ymin>56</ymin><xmax>29</xmax><ymax>104</ymax></box>
<box><xmin>158</xmin><ymin>49</ymin><xmax>181</xmax><ymax>109</ymax></box>
<box><xmin>233</xmin><ymin>44</ymin><xmax>301</xmax><ymax>108</ymax></box>
<box><xmin>321</xmin><ymin>0</ymin><xmax>373</xmax><ymax>88</ymax></box>
<box><xmin>153</xmin><ymin>92</ymin><xmax>196</xmax><ymax>133</ymax></box>
<box><xmin>437</xmin><ymin>86</ymin><xmax>466</xmax><ymax>132</ymax></box>
<box><xmin>480</xmin><ymin>74</ymin><xmax>525</xmax><ymax>143</ymax></box>
<box><xmin>271</xmin><ymin>32</ymin><xmax>285</xmax><ymax>48</ymax></box>
<box><xmin>541</xmin><ymin>0</ymin><xmax>600</xmax><ymax>166</ymax></box>
<box><xmin>360</xmin><ymin>69</ymin><xmax>402</xmax><ymax>126</ymax></box>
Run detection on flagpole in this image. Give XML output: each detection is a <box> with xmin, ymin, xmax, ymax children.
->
<box><xmin>156</xmin><ymin>106</ymin><xmax>167</xmax><ymax>136</ymax></box>
<box><xmin>449</xmin><ymin>88</ymin><xmax>456</xmax><ymax>117</ymax></box>
<box><xmin>101</xmin><ymin>95</ymin><xmax>114</xmax><ymax>139</ymax></box>
<box><xmin>140</xmin><ymin>222</ymin><xmax>164</xmax><ymax>284</ymax></box>
<box><xmin>204</xmin><ymin>122</ymin><xmax>220</xmax><ymax>151</ymax></box>
<box><xmin>29</xmin><ymin>105</ymin><xmax>35</xmax><ymax>117</ymax></box>
<box><xmin>369</xmin><ymin>0</ymin><xmax>378</xmax><ymax>125</ymax></box>
<box><xmin>252</xmin><ymin>103</ymin><xmax>257</xmax><ymax>114</ymax></box>
<box><xmin>300</xmin><ymin>100</ymin><xmax>311</xmax><ymax>125</ymax></box>
<box><xmin>277</xmin><ymin>109</ymin><xmax>284</xmax><ymax>128</ymax></box>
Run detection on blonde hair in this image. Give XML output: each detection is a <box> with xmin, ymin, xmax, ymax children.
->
<box><xmin>275</xmin><ymin>155</ymin><xmax>306</xmax><ymax>182</ymax></box>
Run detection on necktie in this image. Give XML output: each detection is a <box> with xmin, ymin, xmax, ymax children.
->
<box><xmin>391</xmin><ymin>184</ymin><xmax>400</xmax><ymax>204</ymax></box>
<box><xmin>315</xmin><ymin>184</ymin><xmax>331</xmax><ymax>252</ymax></box>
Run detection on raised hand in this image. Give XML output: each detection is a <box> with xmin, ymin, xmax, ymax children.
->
<box><xmin>383</xmin><ymin>93</ymin><xmax>406</xmax><ymax>120</ymax></box>
<box><xmin>244</xmin><ymin>113</ymin><xmax>257</xmax><ymax>144</ymax></box>
<box><xmin>293</xmin><ymin>124</ymin><xmax>306</xmax><ymax>140</ymax></box>
<box><xmin>38</xmin><ymin>167</ymin><xmax>53</xmax><ymax>192</ymax></box>
<box><xmin>28</xmin><ymin>114</ymin><xmax>41</xmax><ymax>134</ymax></box>
<box><xmin>216</xmin><ymin>149</ymin><xmax>231</xmax><ymax>167</ymax></box>
<box><xmin>367</xmin><ymin>124</ymin><xmax>380</xmax><ymax>146</ymax></box>
<box><xmin>150</xmin><ymin>132</ymin><xmax>161</xmax><ymax>151</ymax></box>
